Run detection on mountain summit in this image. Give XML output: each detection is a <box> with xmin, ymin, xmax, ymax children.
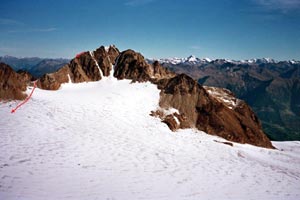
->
<box><xmin>0</xmin><ymin>45</ymin><xmax>273</xmax><ymax>148</ymax></box>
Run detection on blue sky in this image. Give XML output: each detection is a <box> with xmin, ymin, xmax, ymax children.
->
<box><xmin>0</xmin><ymin>0</ymin><xmax>300</xmax><ymax>60</ymax></box>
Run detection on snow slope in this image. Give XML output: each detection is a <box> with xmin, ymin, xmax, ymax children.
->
<box><xmin>0</xmin><ymin>78</ymin><xmax>300</xmax><ymax>200</ymax></box>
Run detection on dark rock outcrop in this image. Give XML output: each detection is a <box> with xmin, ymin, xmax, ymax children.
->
<box><xmin>68</xmin><ymin>51</ymin><xmax>101</xmax><ymax>83</ymax></box>
<box><xmin>17</xmin><ymin>69</ymin><xmax>35</xmax><ymax>83</ymax></box>
<box><xmin>114</xmin><ymin>49</ymin><xmax>154</xmax><ymax>82</ymax></box>
<box><xmin>158</xmin><ymin>74</ymin><xmax>273</xmax><ymax>148</ymax></box>
<box><xmin>0</xmin><ymin>63</ymin><xmax>31</xmax><ymax>100</ymax></box>
<box><xmin>93</xmin><ymin>45</ymin><xmax>120</xmax><ymax>77</ymax></box>
<box><xmin>37</xmin><ymin>65</ymin><xmax>71</xmax><ymax>90</ymax></box>
<box><xmin>114</xmin><ymin>50</ymin><xmax>175</xmax><ymax>82</ymax></box>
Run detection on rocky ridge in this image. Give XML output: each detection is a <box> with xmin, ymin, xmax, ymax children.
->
<box><xmin>37</xmin><ymin>45</ymin><xmax>120</xmax><ymax>90</ymax></box>
<box><xmin>1</xmin><ymin>45</ymin><xmax>274</xmax><ymax>148</ymax></box>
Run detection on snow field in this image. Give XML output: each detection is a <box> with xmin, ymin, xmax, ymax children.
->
<box><xmin>0</xmin><ymin>78</ymin><xmax>300</xmax><ymax>200</ymax></box>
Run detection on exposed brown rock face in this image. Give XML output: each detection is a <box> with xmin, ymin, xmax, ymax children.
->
<box><xmin>0</xmin><ymin>63</ymin><xmax>30</xmax><ymax>100</ymax></box>
<box><xmin>37</xmin><ymin>65</ymin><xmax>71</xmax><ymax>90</ymax></box>
<box><xmin>38</xmin><ymin>45</ymin><xmax>120</xmax><ymax>90</ymax></box>
<box><xmin>114</xmin><ymin>49</ymin><xmax>273</xmax><ymax>148</ymax></box>
<box><xmin>17</xmin><ymin>69</ymin><xmax>35</xmax><ymax>83</ymax></box>
<box><xmin>69</xmin><ymin>52</ymin><xmax>101</xmax><ymax>83</ymax></box>
<box><xmin>93</xmin><ymin>45</ymin><xmax>120</xmax><ymax>77</ymax></box>
<box><xmin>157</xmin><ymin>74</ymin><xmax>274</xmax><ymax>148</ymax></box>
<box><xmin>114</xmin><ymin>50</ymin><xmax>175</xmax><ymax>82</ymax></box>
<box><xmin>114</xmin><ymin>50</ymin><xmax>153</xmax><ymax>82</ymax></box>
<box><xmin>157</xmin><ymin>74</ymin><xmax>208</xmax><ymax>127</ymax></box>
<box><xmin>152</xmin><ymin>60</ymin><xmax>175</xmax><ymax>79</ymax></box>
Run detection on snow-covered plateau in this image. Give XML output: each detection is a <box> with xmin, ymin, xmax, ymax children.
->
<box><xmin>0</xmin><ymin>77</ymin><xmax>300</xmax><ymax>200</ymax></box>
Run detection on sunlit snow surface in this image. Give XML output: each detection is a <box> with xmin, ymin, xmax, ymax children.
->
<box><xmin>1</xmin><ymin>78</ymin><xmax>300</xmax><ymax>200</ymax></box>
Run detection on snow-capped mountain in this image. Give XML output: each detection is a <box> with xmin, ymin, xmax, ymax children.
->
<box><xmin>154</xmin><ymin>55</ymin><xmax>212</xmax><ymax>65</ymax></box>
<box><xmin>153</xmin><ymin>55</ymin><xmax>299</xmax><ymax>65</ymax></box>
<box><xmin>241</xmin><ymin>58</ymin><xmax>276</xmax><ymax>64</ymax></box>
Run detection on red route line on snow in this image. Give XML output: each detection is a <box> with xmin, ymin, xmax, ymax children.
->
<box><xmin>11</xmin><ymin>81</ymin><xmax>37</xmax><ymax>113</ymax></box>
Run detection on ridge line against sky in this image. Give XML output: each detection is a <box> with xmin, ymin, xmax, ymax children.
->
<box><xmin>0</xmin><ymin>0</ymin><xmax>299</xmax><ymax>60</ymax></box>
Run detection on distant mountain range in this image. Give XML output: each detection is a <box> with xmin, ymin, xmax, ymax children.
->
<box><xmin>152</xmin><ymin>55</ymin><xmax>300</xmax><ymax>66</ymax></box>
<box><xmin>0</xmin><ymin>55</ymin><xmax>69</xmax><ymax>78</ymax></box>
<box><xmin>148</xmin><ymin>56</ymin><xmax>300</xmax><ymax>141</ymax></box>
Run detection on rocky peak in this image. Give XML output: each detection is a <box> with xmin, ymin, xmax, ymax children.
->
<box><xmin>69</xmin><ymin>51</ymin><xmax>102</xmax><ymax>82</ymax></box>
<box><xmin>114</xmin><ymin>49</ymin><xmax>175</xmax><ymax>82</ymax></box>
<box><xmin>38</xmin><ymin>45</ymin><xmax>120</xmax><ymax>90</ymax></box>
<box><xmin>92</xmin><ymin>45</ymin><xmax>120</xmax><ymax>76</ymax></box>
<box><xmin>114</xmin><ymin>49</ymin><xmax>152</xmax><ymax>82</ymax></box>
<box><xmin>107</xmin><ymin>45</ymin><xmax>120</xmax><ymax>64</ymax></box>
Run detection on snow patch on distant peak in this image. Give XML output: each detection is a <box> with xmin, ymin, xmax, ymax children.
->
<box><xmin>187</xmin><ymin>55</ymin><xmax>197</xmax><ymax>62</ymax></box>
<box><xmin>203</xmin><ymin>57</ymin><xmax>212</xmax><ymax>62</ymax></box>
<box><xmin>289</xmin><ymin>60</ymin><xmax>299</xmax><ymax>64</ymax></box>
